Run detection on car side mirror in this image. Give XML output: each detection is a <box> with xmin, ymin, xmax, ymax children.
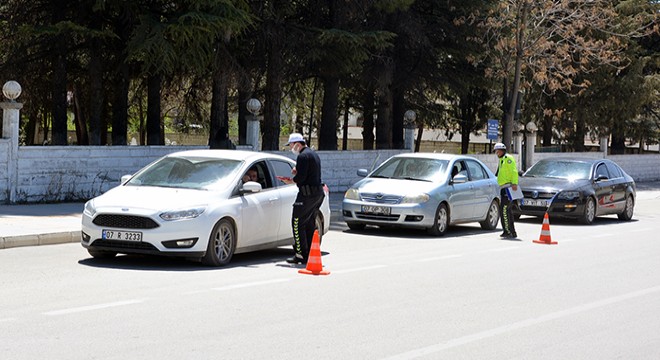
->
<box><xmin>357</xmin><ymin>169</ymin><xmax>368</xmax><ymax>177</ymax></box>
<box><xmin>595</xmin><ymin>175</ymin><xmax>609</xmax><ymax>182</ymax></box>
<box><xmin>451</xmin><ymin>174</ymin><xmax>468</xmax><ymax>184</ymax></box>
<box><xmin>240</xmin><ymin>181</ymin><xmax>262</xmax><ymax>194</ymax></box>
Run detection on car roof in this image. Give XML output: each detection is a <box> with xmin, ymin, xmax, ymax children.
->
<box><xmin>392</xmin><ymin>152</ymin><xmax>473</xmax><ymax>161</ymax></box>
<box><xmin>165</xmin><ymin>149</ymin><xmax>293</xmax><ymax>163</ymax></box>
<box><xmin>537</xmin><ymin>157</ymin><xmax>604</xmax><ymax>164</ymax></box>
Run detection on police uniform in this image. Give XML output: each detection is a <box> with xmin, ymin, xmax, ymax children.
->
<box><xmin>288</xmin><ymin>145</ymin><xmax>325</xmax><ymax>264</ymax></box>
<box><xmin>496</xmin><ymin>148</ymin><xmax>518</xmax><ymax>238</ymax></box>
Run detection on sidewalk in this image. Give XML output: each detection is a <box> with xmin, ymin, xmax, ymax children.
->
<box><xmin>2</xmin><ymin>183</ymin><xmax>659</xmax><ymax>250</ymax></box>
<box><xmin>0</xmin><ymin>193</ymin><xmax>346</xmax><ymax>250</ymax></box>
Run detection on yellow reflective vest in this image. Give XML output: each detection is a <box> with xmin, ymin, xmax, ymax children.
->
<box><xmin>497</xmin><ymin>153</ymin><xmax>518</xmax><ymax>187</ymax></box>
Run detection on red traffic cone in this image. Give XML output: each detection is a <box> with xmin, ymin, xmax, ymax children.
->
<box><xmin>299</xmin><ymin>230</ymin><xmax>330</xmax><ymax>275</ymax></box>
<box><xmin>533</xmin><ymin>212</ymin><xmax>557</xmax><ymax>245</ymax></box>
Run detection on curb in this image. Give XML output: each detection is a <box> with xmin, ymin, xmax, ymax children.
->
<box><xmin>1</xmin><ymin>231</ymin><xmax>79</xmax><ymax>250</ymax></box>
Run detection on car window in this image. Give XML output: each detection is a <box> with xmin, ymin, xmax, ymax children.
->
<box><xmin>595</xmin><ymin>163</ymin><xmax>610</xmax><ymax>180</ymax></box>
<box><xmin>127</xmin><ymin>157</ymin><xmax>242</xmax><ymax>190</ymax></box>
<box><xmin>524</xmin><ymin>160</ymin><xmax>591</xmax><ymax>180</ymax></box>
<box><xmin>451</xmin><ymin>161</ymin><xmax>468</xmax><ymax>180</ymax></box>
<box><xmin>373</xmin><ymin>158</ymin><xmax>448</xmax><ymax>182</ymax></box>
<box><xmin>270</xmin><ymin>160</ymin><xmax>295</xmax><ymax>187</ymax></box>
<box><xmin>605</xmin><ymin>162</ymin><xmax>622</xmax><ymax>179</ymax></box>
<box><xmin>243</xmin><ymin>161</ymin><xmax>271</xmax><ymax>189</ymax></box>
<box><xmin>465</xmin><ymin>160</ymin><xmax>487</xmax><ymax>181</ymax></box>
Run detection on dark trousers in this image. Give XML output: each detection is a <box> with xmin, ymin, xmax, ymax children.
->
<box><xmin>291</xmin><ymin>191</ymin><xmax>325</xmax><ymax>261</ymax></box>
<box><xmin>500</xmin><ymin>188</ymin><xmax>517</xmax><ymax>235</ymax></box>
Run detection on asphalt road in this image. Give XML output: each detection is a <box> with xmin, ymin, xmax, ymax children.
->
<box><xmin>1</xmin><ymin>192</ymin><xmax>660</xmax><ymax>359</ymax></box>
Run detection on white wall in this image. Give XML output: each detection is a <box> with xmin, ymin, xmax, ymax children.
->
<box><xmin>0</xmin><ymin>139</ymin><xmax>9</xmax><ymax>203</ymax></box>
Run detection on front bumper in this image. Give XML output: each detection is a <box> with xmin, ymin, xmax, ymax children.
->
<box><xmin>342</xmin><ymin>199</ymin><xmax>436</xmax><ymax>228</ymax></box>
<box><xmin>518</xmin><ymin>198</ymin><xmax>587</xmax><ymax>218</ymax></box>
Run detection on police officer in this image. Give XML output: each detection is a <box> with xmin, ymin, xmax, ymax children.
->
<box><xmin>283</xmin><ymin>133</ymin><xmax>325</xmax><ymax>264</ymax></box>
<box><xmin>494</xmin><ymin>142</ymin><xmax>518</xmax><ymax>239</ymax></box>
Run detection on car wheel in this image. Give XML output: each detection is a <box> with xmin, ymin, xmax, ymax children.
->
<box><xmin>315</xmin><ymin>213</ymin><xmax>324</xmax><ymax>245</ymax></box>
<box><xmin>346</xmin><ymin>222</ymin><xmax>366</xmax><ymax>231</ymax></box>
<box><xmin>480</xmin><ymin>200</ymin><xmax>500</xmax><ymax>230</ymax></box>
<box><xmin>202</xmin><ymin>218</ymin><xmax>236</xmax><ymax>266</ymax></box>
<box><xmin>580</xmin><ymin>197</ymin><xmax>596</xmax><ymax>225</ymax></box>
<box><xmin>617</xmin><ymin>195</ymin><xmax>634</xmax><ymax>221</ymax></box>
<box><xmin>427</xmin><ymin>203</ymin><xmax>449</xmax><ymax>236</ymax></box>
<box><xmin>87</xmin><ymin>249</ymin><xmax>117</xmax><ymax>259</ymax></box>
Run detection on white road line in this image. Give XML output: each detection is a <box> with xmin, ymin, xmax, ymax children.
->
<box><xmin>0</xmin><ymin>318</ymin><xmax>17</xmax><ymax>322</ymax></box>
<box><xmin>381</xmin><ymin>285</ymin><xmax>660</xmax><ymax>360</ymax></box>
<box><xmin>44</xmin><ymin>299</ymin><xmax>145</xmax><ymax>316</ymax></box>
<box><xmin>332</xmin><ymin>265</ymin><xmax>387</xmax><ymax>274</ymax></box>
<box><xmin>480</xmin><ymin>246</ymin><xmax>519</xmax><ymax>253</ymax></box>
<box><xmin>211</xmin><ymin>278</ymin><xmax>291</xmax><ymax>291</ymax></box>
<box><xmin>417</xmin><ymin>255</ymin><xmax>463</xmax><ymax>262</ymax></box>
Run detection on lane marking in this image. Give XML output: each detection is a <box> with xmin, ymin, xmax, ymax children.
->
<box><xmin>418</xmin><ymin>255</ymin><xmax>463</xmax><ymax>262</ymax></box>
<box><xmin>0</xmin><ymin>318</ymin><xmax>17</xmax><ymax>323</ymax></box>
<box><xmin>332</xmin><ymin>265</ymin><xmax>387</xmax><ymax>274</ymax></box>
<box><xmin>381</xmin><ymin>285</ymin><xmax>660</xmax><ymax>360</ymax></box>
<box><xmin>480</xmin><ymin>246</ymin><xmax>519</xmax><ymax>253</ymax></box>
<box><xmin>211</xmin><ymin>278</ymin><xmax>290</xmax><ymax>291</ymax></box>
<box><xmin>44</xmin><ymin>299</ymin><xmax>145</xmax><ymax>316</ymax></box>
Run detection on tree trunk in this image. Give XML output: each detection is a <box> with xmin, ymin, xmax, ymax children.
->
<box><xmin>392</xmin><ymin>85</ymin><xmax>405</xmax><ymax>149</ymax></box>
<box><xmin>72</xmin><ymin>84</ymin><xmax>89</xmax><ymax>145</ymax></box>
<box><xmin>112</xmin><ymin>63</ymin><xmax>129</xmax><ymax>145</ymax></box>
<box><xmin>376</xmin><ymin>60</ymin><xmax>394</xmax><ymax>149</ymax></box>
<box><xmin>319</xmin><ymin>76</ymin><xmax>339</xmax><ymax>150</ymax></box>
<box><xmin>573</xmin><ymin>117</ymin><xmax>585</xmax><ymax>152</ymax></box>
<box><xmin>237</xmin><ymin>88</ymin><xmax>250</xmax><ymax>145</ymax></box>
<box><xmin>342</xmin><ymin>97</ymin><xmax>349</xmax><ymax>150</ymax></box>
<box><xmin>209</xmin><ymin>67</ymin><xmax>231</xmax><ymax>149</ymax></box>
<box><xmin>51</xmin><ymin>36</ymin><xmax>68</xmax><ymax>145</ymax></box>
<box><xmin>88</xmin><ymin>38</ymin><xmax>104</xmax><ymax>145</ymax></box>
<box><xmin>263</xmin><ymin>25</ymin><xmax>284</xmax><ymax>151</ymax></box>
<box><xmin>362</xmin><ymin>86</ymin><xmax>375</xmax><ymax>150</ymax></box>
<box><xmin>146</xmin><ymin>74</ymin><xmax>162</xmax><ymax>145</ymax></box>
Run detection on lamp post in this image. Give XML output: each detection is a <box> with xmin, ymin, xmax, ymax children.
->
<box><xmin>403</xmin><ymin>110</ymin><xmax>416</xmax><ymax>151</ymax></box>
<box><xmin>1</xmin><ymin>81</ymin><xmax>23</xmax><ymax>203</ymax></box>
<box><xmin>525</xmin><ymin>121</ymin><xmax>537</xmax><ymax>171</ymax></box>
<box><xmin>246</xmin><ymin>98</ymin><xmax>261</xmax><ymax>151</ymax></box>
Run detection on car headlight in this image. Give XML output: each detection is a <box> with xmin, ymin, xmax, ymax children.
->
<box><xmin>84</xmin><ymin>200</ymin><xmax>96</xmax><ymax>217</ymax></box>
<box><xmin>160</xmin><ymin>207</ymin><xmax>206</xmax><ymax>221</ymax></box>
<box><xmin>557</xmin><ymin>191</ymin><xmax>580</xmax><ymax>200</ymax></box>
<box><xmin>401</xmin><ymin>193</ymin><xmax>430</xmax><ymax>204</ymax></box>
<box><xmin>344</xmin><ymin>188</ymin><xmax>360</xmax><ymax>200</ymax></box>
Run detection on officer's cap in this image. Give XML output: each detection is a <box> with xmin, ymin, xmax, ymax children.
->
<box><xmin>493</xmin><ymin>142</ymin><xmax>506</xmax><ymax>151</ymax></box>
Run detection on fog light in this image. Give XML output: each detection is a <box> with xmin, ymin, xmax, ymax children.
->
<box><xmin>162</xmin><ymin>238</ymin><xmax>198</xmax><ymax>249</ymax></box>
<box><xmin>81</xmin><ymin>231</ymin><xmax>90</xmax><ymax>242</ymax></box>
<box><xmin>177</xmin><ymin>240</ymin><xmax>194</xmax><ymax>247</ymax></box>
<box><xmin>343</xmin><ymin>210</ymin><xmax>352</xmax><ymax>217</ymax></box>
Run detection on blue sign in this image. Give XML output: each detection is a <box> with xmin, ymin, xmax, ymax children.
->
<box><xmin>487</xmin><ymin>119</ymin><xmax>499</xmax><ymax>140</ymax></box>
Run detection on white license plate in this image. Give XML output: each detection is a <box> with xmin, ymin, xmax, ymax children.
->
<box><xmin>362</xmin><ymin>205</ymin><xmax>391</xmax><ymax>215</ymax></box>
<box><xmin>102</xmin><ymin>229</ymin><xmax>143</xmax><ymax>242</ymax></box>
<box><xmin>523</xmin><ymin>199</ymin><xmax>549</xmax><ymax>207</ymax></box>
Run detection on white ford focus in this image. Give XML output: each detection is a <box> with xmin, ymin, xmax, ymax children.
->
<box><xmin>81</xmin><ymin>150</ymin><xmax>330</xmax><ymax>266</ymax></box>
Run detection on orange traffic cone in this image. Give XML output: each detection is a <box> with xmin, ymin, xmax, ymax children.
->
<box><xmin>533</xmin><ymin>212</ymin><xmax>557</xmax><ymax>245</ymax></box>
<box><xmin>299</xmin><ymin>230</ymin><xmax>330</xmax><ymax>275</ymax></box>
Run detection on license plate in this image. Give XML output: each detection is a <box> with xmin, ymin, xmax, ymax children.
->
<box><xmin>362</xmin><ymin>205</ymin><xmax>391</xmax><ymax>215</ymax></box>
<box><xmin>102</xmin><ymin>229</ymin><xmax>143</xmax><ymax>242</ymax></box>
<box><xmin>523</xmin><ymin>199</ymin><xmax>549</xmax><ymax>207</ymax></box>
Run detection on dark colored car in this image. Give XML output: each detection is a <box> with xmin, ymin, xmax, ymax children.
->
<box><xmin>516</xmin><ymin>158</ymin><xmax>635</xmax><ymax>224</ymax></box>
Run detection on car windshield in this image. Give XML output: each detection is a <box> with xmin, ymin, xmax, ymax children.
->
<box><xmin>524</xmin><ymin>160</ymin><xmax>591</xmax><ymax>180</ymax></box>
<box><xmin>125</xmin><ymin>156</ymin><xmax>242</xmax><ymax>190</ymax></box>
<box><xmin>370</xmin><ymin>157</ymin><xmax>449</xmax><ymax>182</ymax></box>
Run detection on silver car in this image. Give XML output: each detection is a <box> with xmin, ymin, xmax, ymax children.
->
<box><xmin>342</xmin><ymin>153</ymin><xmax>500</xmax><ymax>236</ymax></box>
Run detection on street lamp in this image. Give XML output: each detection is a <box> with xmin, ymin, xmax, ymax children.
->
<box><xmin>403</xmin><ymin>110</ymin><xmax>416</xmax><ymax>151</ymax></box>
<box><xmin>246</xmin><ymin>98</ymin><xmax>261</xmax><ymax>151</ymax></box>
<box><xmin>2</xmin><ymin>81</ymin><xmax>21</xmax><ymax>102</ymax></box>
<box><xmin>525</xmin><ymin>121</ymin><xmax>538</xmax><ymax>133</ymax></box>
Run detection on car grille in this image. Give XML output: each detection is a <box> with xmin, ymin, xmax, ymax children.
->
<box><xmin>522</xmin><ymin>190</ymin><xmax>556</xmax><ymax>199</ymax></box>
<box><xmin>355</xmin><ymin>213</ymin><xmax>400</xmax><ymax>221</ymax></box>
<box><xmin>360</xmin><ymin>193</ymin><xmax>402</xmax><ymax>204</ymax></box>
<box><xmin>92</xmin><ymin>214</ymin><xmax>160</xmax><ymax>229</ymax></box>
<box><xmin>90</xmin><ymin>239</ymin><xmax>158</xmax><ymax>251</ymax></box>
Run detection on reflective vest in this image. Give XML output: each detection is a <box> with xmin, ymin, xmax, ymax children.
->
<box><xmin>497</xmin><ymin>153</ymin><xmax>518</xmax><ymax>187</ymax></box>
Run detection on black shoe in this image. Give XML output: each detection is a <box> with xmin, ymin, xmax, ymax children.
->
<box><xmin>286</xmin><ymin>256</ymin><xmax>305</xmax><ymax>264</ymax></box>
<box><xmin>500</xmin><ymin>232</ymin><xmax>509</xmax><ymax>238</ymax></box>
<box><xmin>503</xmin><ymin>233</ymin><xmax>518</xmax><ymax>239</ymax></box>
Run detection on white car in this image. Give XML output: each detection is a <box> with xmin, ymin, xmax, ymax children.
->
<box><xmin>81</xmin><ymin>150</ymin><xmax>331</xmax><ymax>266</ymax></box>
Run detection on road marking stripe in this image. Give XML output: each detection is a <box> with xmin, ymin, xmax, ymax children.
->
<box><xmin>44</xmin><ymin>299</ymin><xmax>145</xmax><ymax>316</ymax></box>
<box><xmin>418</xmin><ymin>255</ymin><xmax>463</xmax><ymax>262</ymax></box>
<box><xmin>481</xmin><ymin>246</ymin><xmax>519</xmax><ymax>253</ymax></box>
<box><xmin>0</xmin><ymin>318</ymin><xmax>17</xmax><ymax>322</ymax></box>
<box><xmin>211</xmin><ymin>278</ymin><xmax>290</xmax><ymax>291</ymax></box>
<box><xmin>332</xmin><ymin>265</ymin><xmax>387</xmax><ymax>274</ymax></box>
<box><xmin>381</xmin><ymin>285</ymin><xmax>660</xmax><ymax>360</ymax></box>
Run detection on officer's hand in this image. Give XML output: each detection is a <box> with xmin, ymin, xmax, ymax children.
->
<box><xmin>291</xmin><ymin>167</ymin><xmax>297</xmax><ymax>176</ymax></box>
<box><xmin>512</xmin><ymin>184</ymin><xmax>518</xmax><ymax>191</ymax></box>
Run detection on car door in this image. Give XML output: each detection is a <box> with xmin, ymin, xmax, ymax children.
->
<box><xmin>268</xmin><ymin>159</ymin><xmax>298</xmax><ymax>241</ymax></box>
<box><xmin>465</xmin><ymin>159</ymin><xmax>494</xmax><ymax>219</ymax></box>
<box><xmin>239</xmin><ymin>161</ymin><xmax>281</xmax><ymax>247</ymax></box>
<box><xmin>446</xmin><ymin>160</ymin><xmax>474</xmax><ymax>221</ymax></box>
<box><xmin>592</xmin><ymin>162</ymin><xmax>616</xmax><ymax>215</ymax></box>
<box><xmin>605</xmin><ymin>161</ymin><xmax>627</xmax><ymax>213</ymax></box>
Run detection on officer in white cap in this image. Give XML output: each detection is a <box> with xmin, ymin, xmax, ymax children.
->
<box><xmin>282</xmin><ymin>133</ymin><xmax>325</xmax><ymax>264</ymax></box>
<box><xmin>494</xmin><ymin>142</ymin><xmax>518</xmax><ymax>239</ymax></box>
